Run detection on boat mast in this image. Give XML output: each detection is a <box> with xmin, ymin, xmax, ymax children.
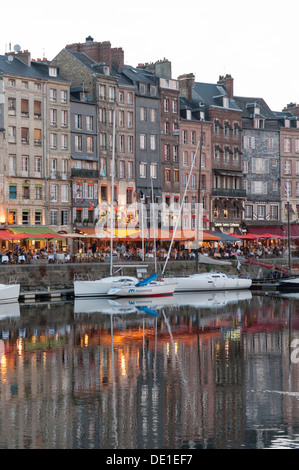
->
<box><xmin>110</xmin><ymin>109</ymin><xmax>116</xmax><ymax>277</ymax></box>
<box><xmin>195</xmin><ymin>118</ymin><xmax>204</xmax><ymax>274</ymax></box>
<box><xmin>287</xmin><ymin>179</ymin><xmax>291</xmax><ymax>274</ymax></box>
<box><xmin>151</xmin><ymin>177</ymin><xmax>157</xmax><ymax>273</ymax></box>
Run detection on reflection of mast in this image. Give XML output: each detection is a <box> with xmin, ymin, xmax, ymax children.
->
<box><xmin>110</xmin><ymin>315</ymin><xmax>118</xmax><ymax>447</ymax></box>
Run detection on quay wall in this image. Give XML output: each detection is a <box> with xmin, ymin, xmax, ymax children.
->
<box><xmin>0</xmin><ymin>259</ymin><xmax>282</xmax><ymax>291</ymax></box>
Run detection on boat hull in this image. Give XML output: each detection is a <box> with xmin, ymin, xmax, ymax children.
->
<box><xmin>74</xmin><ymin>276</ymin><xmax>139</xmax><ymax>297</ymax></box>
<box><xmin>108</xmin><ymin>282</ymin><xmax>176</xmax><ymax>298</ymax></box>
<box><xmin>168</xmin><ymin>273</ymin><xmax>252</xmax><ymax>293</ymax></box>
<box><xmin>0</xmin><ymin>284</ymin><xmax>20</xmax><ymax>303</ymax></box>
<box><xmin>278</xmin><ymin>277</ymin><xmax>299</xmax><ymax>292</ymax></box>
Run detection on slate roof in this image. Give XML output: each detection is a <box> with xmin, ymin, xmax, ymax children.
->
<box><xmin>234</xmin><ymin>96</ymin><xmax>277</xmax><ymax>120</ymax></box>
<box><xmin>0</xmin><ymin>54</ymin><xmax>68</xmax><ymax>83</ymax></box>
<box><xmin>193</xmin><ymin>82</ymin><xmax>241</xmax><ymax>112</ymax></box>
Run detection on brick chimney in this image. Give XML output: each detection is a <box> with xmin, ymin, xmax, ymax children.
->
<box><xmin>111</xmin><ymin>47</ymin><xmax>124</xmax><ymax>70</ymax></box>
<box><xmin>217</xmin><ymin>74</ymin><xmax>234</xmax><ymax>98</ymax></box>
<box><xmin>5</xmin><ymin>50</ymin><xmax>31</xmax><ymax>66</ymax></box>
<box><xmin>66</xmin><ymin>38</ymin><xmax>113</xmax><ymax>68</ymax></box>
<box><xmin>283</xmin><ymin>102</ymin><xmax>299</xmax><ymax>117</ymax></box>
<box><xmin>178</xmin><ymin>73</ymin><xmax>195</xmax><ymax>101</ymax></box>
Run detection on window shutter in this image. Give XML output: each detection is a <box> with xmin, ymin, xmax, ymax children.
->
<box><xmin>72</xmin><ymin>208</ymin><xmax>76</xmax><ymax>222</ymax></box>
<box><xmin>83</xmin><ymin>183</ymin><xmax>88</xmax><ymax>198</ymax></box>
<box><xmin>83</xmin><ymin>207</ymin><xmax>88</xmax><ymax>220</ymax></box>
<box><xmin>264</xmin><ymin>159</ymin><xmax>269</xmax><ymax>173</ymax></box>
<box><xmin>263</xmin><ymin>182</ymin><xmax>267</xmax><ymax>194</ymax></box>
<box><xmin>94</xmin><ymin>184</ymin><xmax>98</xmax><ymax>201</ymax></box>
<box><xmin>252</xmin><ymin>158</ymin><xmax>256</xmax><ymax>173</ymax></box>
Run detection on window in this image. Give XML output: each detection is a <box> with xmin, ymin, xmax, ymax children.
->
<box><xmin>100</xmin><ymin>133</ymin><xmax>106</xmax><ymax>150</ymax></box>
<box><xmin>243</xmin><ymin>161</ymin><xmax>248</xmax><ymax>173</ymax></box>
<box><xmin>174</xmin><ymin>170</ymin><xmax>179</xmax><ymax>183</ymax></box>
<box><xmin>183</xmin><ymin>173</ymin><xmax>188</xmax><ymax>189</ymax></box>
<box><xmin>172</xmin><ymin>100</ymin><xmax>178</xmax><ymax>113</ymax></box>
<box><xmin>22</xmin><ymin>156</ymin><xmax>28</xmax><ymax>173</ymax></box>
<box><xmin>50</xmin><ymin>133</ymin><xmax>57</xmax><ymax>149</ymax></box>
<box><xmin>128</xmin><ymin>135</ymin><xmax>133</xmax><ymax>153</ymax></box>
<box><xmin>267</xmin><ymin>138</ymin><xmax>274</xmax><ymax>150</ymax></box>
<box><xmin>61</xmin><ymin>110</ymin><xmax>68</xmax><ymax>127</ymax></box>
<box><xmin>35</xmin><ymin>186</ymin><xmax>42</xmax><ymax>200</ymax></box>
<box><xmin>164</xmin><ymin>122</ymin><xmax>170</xmax><ymax>135</ymax></box>
<box><xmin>183</xmin><ymin>151</ymin><xmax>188</xmax><ymax>166</ymax></box>
<box><xmin>87</xmin><ymin>136</ymin><xmax>94</xmax><ymax>152</ymax></box>
<box><xmin>165</xmin><ymin>168</ymin><xmax>171</xmax><ymax>182</ymax></box>
<box><xmin>61</xmin><ymin>90</ymin><xmax>67</xmax><ymax>103</ymax></box>
<box><xmin>139</xmin><ymin>83</ymin><xmax>146</xmax><ymax>94</ymax></box>
<box><xmin>50</xmin><ymin>88</ymin><xmax>57</xmax><ymax>102</ymax></box>
<box><xmin>22</xmin><ymin>185</ymin><xmax>30</xmax><ymax>199</ymax></box>
<box><xmin>191</xmin><ymin>174</ymin><xmax>196</xmax><ymax>190</ymax></box>
<box><xmin>108</xmin><ymin>87</ymin><xmax>115</xmax><ymax>102</ymax></box>
<box><xmin>99</xmin><ymin>85</ymin><xmax>105</xmax><ymax>100</ymax></box>
<box><xmin>119</xmin><ymin>135</ymin><xmax>125</xmax><ymax>152</ymax></box>
<box><xmin>35</xmin><ymin>157</ymin><xmax>41</xmax><ymax>173</ymax></box>
<box><xmin>61</xmin><ymin>134</ymin><xmax>68</xmax><ymax>150</ymax></box>
<box><xmin>51</xmin><ymin>159</ymin><xmax>57</xmax><ymax>178</ymax></box>
<box><xmin>173</xmin><ymin>145</ymin><xmax>178</xmax><ymax>162</ymax></box>
<box><xmin>119</xmin><ymin>110</ymin><xmax>124</xmax><ymax>126</ymax></box>
<box><xmin>61</xmin><ymin>185</ymin><xmax>69</xmax><ymax>203</ymax></box>
<box><xmin>35</xmin><ymin>211</ymin><xmax>42</xmax><ymax>225</ymax></box>
<box><xmin>127</xmin><ymin>111</ymin><xmax>133</xmax><ymax>128</ymax></box>
<box><xmin>119</xmin><ymin>161</ymin><xmax>125</xmax><ymax>179</ymax></box>
<box><xmin>75</xmin><ymin>135</ymin><xmax>82</xmax><ymax>152</ymax></box>
<box><xmin>182</xmin><ymin>130</ymin><xmax>187</xmax><ymax>144</ymax></box>
<box><xmin>61</xmin><ymin>210</ymin><xmax>69</xmax><ymax>226</ymax></box>
<box><xmin>119</xmin><ymin>91</ymin><xmax>124</xmax><ymax>103</ymax></box>
<box><xmin>8</xmin><ymin>126</ymin><xmax>16</xmax><ymax>143</ymax></box>
<box><xmin>257</xmin><ymin>205</ymin><xmax>266</xmax><ymax>220</ymax></box>
<box><xmin>251</xmin><ymin>181</ymin><xmax>267</xmax><ymax>194</ymax></box>
<box><xmin>22</xmin><ymin>211</ymin><xmax>30</xmax><ymax>225</ymax></box>
<box><xmin>34</xmin><ymin>101</ymin><xmax>41</xmax><ymax>118</ymax></box>
<box><xmin>244</xmin><ymin>136</ymin><xmax>255</xmax><ymax>149</ymax></box>
<box><xmin>284</xmin><ymin>160</ymin><xmax>292</xmax><ymax>175</ymax></box>
<box><xmin>128</xmin><ymin>161</ymin><xmax>133</xmax><ymax>179</ymax></box>
<box><xmin>50</xmin><ymin>109</ymin><xmax>57</xmax><ymax>126</ymax></box>
<box><xmin>21</xmin><ymin>81</ymin><xmax>29</xmax><ymax>89</ymax></box>
<box><xmin>270</xmin><ymin>206</ymin><xmax>278</xmax><ymax>220</ymax></box>
<box><xmin>245</xmin><ymin>205</ymin><xmax>253</xmax><ymax>219</ymax></box>
<box><xmin>150</xmin><ymin>164</ymin><xmax>157</xmax><ymax>179</ymax></box>
<box><xmin>165</xmin><ymin>144</ymin><xmax>170</xmax><ymax>161</ymax></box>
<box><xmin>126</xmin><ymin>189</ymin><xmax>133</xmax><ymax>204</ymax></box>
<box><xmin>9</xmin><ymin>155</ymin><xmax>16</xmax><ymax>175</ymax></box>
<box><xmin>284</xmin><ymin>138</ymin><xmax>291</xmax><ymax>152</ymax></box>
<box><xmin>34</xmin><ymin>128</ymin><xmax>41</xmax><ymax>145</ymax></box>
<box><xmin>140</xmin><ymin>134</ymin><xmax>146</xmax><ymax>150</ymax></box>
<box><xmin>252</xmin><ymin>158</ymin><xmax>269</xmax><ymax>174</ymax></box>
<box><xmin>9</xmin><ymin>185</ymin><xmax>17</xmax><ymax>199</ymax></box>
<box><xmin>50</xmin><ymin>184</ymin><xmax>58</xmax><ymax>202</ymax></box>
<box><xmin>21</xmin><ymin>99</ymin><xmax>29</xmax><ymax>117</ymax></box>
<box><xmin>49</xmin><ymin>67</ymin><xmax>57</xmax><ymax>77</ymax></box>
<box><xmin>8</xmin><ymin>98</ymin><xmax>16</xmax><ymax>112</ymax></box>
<box><xmin>99</xmin><ymin>108</ymin><xmax>106</xmax><ymax>123</ymax></box>
<box><xmin>86</xmin><ymin>115</ymin><xmax>93</xmax><ymax>131</ymax></box>
<box><xmin>139</xmin><ymin>163</ymin><xmax>146</xmax><ymax>178</ymax></box>
<box><xmin>21</xmin><ymin>127</ymin><xmax>29</xmax><ymax>144</ymax></box>
<box><xmin>150</xmin><ymin>135</ymin><xmax>157</xmax><ymax>151</ymax></box>
<box><xmin>34</xmin><ymin>82</ymin><xmax>41</xmax><ymax>91</ymax></box>
<box><xmin>8</xmin><ymin>79</ymin><xmax>16</xmax><ymax>87</ymax></box>
<box><xmin>50</xmin><ymin>210</ymin><xmax>58</xmax><ymax>225</ymax></box>
<box><xmin>140</xmin><ymin>107</ymin><xmax>146</xmax><ymax>121</ymax></box>
<box><xmin>150</xmin><ymin>109</ymin><xmax>157</xmax><ymax>122</ymax></box>
<box><xmin>75</xmin><ymin>114</ymin><xmax>82</xmax><ymax>129</ymax></box>
<box><xmin>295</xmin><ymin>139</ymin><xmax>299</xmax><ymax>153</ymax></box>
<box><xmin>127</xmin><ymin>92</ymin><xmax>133</xmax><ymax>104</ymax></box>
<box><xmin>191</xmin><ymin>131</ymin><xmax>196</xmax><ymax>145</ymax></box>
<box><xmin>164</xmin><ymin>99</ymin><xmax>169</xmax><ymax>112</ymax></box>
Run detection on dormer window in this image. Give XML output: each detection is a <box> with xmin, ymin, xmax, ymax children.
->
<box><xmin>254</xmin><ymin>106</ymin><xmax>260</xmax><ymax>114</ymax></box>
<box><xmin>139</xmin><ymin>83</ymin><xmax>146</xmax><ymax>94</ymax></box>
<box><xmin>49</xmin><ymin>67</ymin><xmax>57</xmax><ymax>77</ymax></box>
<box><xmin>223</xmin><ymin>96</ymin><xmax>229</xmax><ymax>108</ymax></box>
<box><xmin>186</xmin><ymin>110</ymin><xmax>191</xmax><ymax>120</ymax></box>
<box><xmin>285</xmin><ymin>119</ymin><xmax>290</xmax><ymax>128</ymax></box>
<box><xmin>254</xmin><ymin>118</ymin><xmax>264</xmax><ymax>129</ymax></box>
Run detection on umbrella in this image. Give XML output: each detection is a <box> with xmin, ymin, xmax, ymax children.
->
<box><xmin>257</xmin><ymin>233</ymin><xmax>281</xmax><ymax>239</ymax></box>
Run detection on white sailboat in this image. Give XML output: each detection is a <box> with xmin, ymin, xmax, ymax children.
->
<box><xmin>161</xmin><ymin>122</ymin><xmax>252</xmax><ymax>292</ymax></box>
<box><xmin>74</xmin><ymin>110</ymin><xmax>139</xmax><ymax>298</ymax></box>
<box><xmin>107</xmin><ymin>273</ymin><xmax>177</xmax><ymax>298</ymax></box>
<box><xmin>0</xmin><ymin>283</ymin><xmax>20</xmax><ymax>303</ymax></box>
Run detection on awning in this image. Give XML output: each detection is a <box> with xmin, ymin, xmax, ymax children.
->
<box><xmin>10</xmin><ymin>227</ymin><xmax>61</xmax><ymax>235</ymax></box>
<box><xmin>247</xmin><ymin>226</ymin><xmax>286</xmax><ymax>237</ymax></box>
<box><xmin>207</xmin><ymin>231</ymin><xmax>242</xmax><ymax>243</ymax></box>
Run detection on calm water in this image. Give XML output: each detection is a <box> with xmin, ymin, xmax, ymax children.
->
<box><xmin>1</xmin><ymin>290</ymin><xmax>299</xmax><ymax>449</ymax></box>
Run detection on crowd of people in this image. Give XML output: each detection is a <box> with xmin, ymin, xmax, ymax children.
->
<box><xmin>0</xmin><ymin>240</ymin><xmax>295</xmax><ymax>264</ymax></box>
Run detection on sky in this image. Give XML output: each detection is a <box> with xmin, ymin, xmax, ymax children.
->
<box><xmin>1</xmin><ymin>0</ymin><xmax>299</xmax><ymax>111</ymax></box>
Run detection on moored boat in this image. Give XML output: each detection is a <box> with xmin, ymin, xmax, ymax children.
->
<box><xmin>74</xmin><ymin>275</ymin><xmax>139</xmax><ymax>297</ymax></box>
<box><xmin>108</xmin><ymin>273</ymin><xmax>177</xmax><ymax>298</ymax></box>
<box><xmin>0</xmin><ymin>283</ymin><xmax>20</xmax><ymax>303</ymax></box>
<box><xmin>167</xmin><ymin>272</ymin><xmax>252</xmax><ymax>293</ymax></box>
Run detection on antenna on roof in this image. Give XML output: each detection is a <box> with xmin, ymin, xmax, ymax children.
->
<box><xmin>13</xmin><ymin>44</ymin><xmax>21</xmax><ymax>52</ymax></box>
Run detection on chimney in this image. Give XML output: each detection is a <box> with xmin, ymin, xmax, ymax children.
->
<box><xmin>178</xmin><ymin>73</ymin><xmax>195</xmax><ymax>101</ymax></box>
<box><xmin>111</xmin><ymin>47</ymin><xmax>124</xmax><ymax>70</ymax></box>
<box><xmin>217</xmin><ymin>74</ymin><xmax>234</xmax><ymax>98</ymax></box>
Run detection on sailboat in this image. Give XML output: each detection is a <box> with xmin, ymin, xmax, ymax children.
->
<box><xmin>161</xmin><ymin>120</ymin><xmax>252</xmax><ymax>292</ymax></box>
<box><xmin>74</xmin><ymin>111</ymin><xmax>176</xmax><ymax>298</ymax></box>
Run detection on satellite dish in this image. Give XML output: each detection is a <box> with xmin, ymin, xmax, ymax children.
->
<box><xmin>7</xmin><ymin>55</ymin><xmax>14</xmax><ymax>62</ymax></box>
<box><xmin>14</xmin><ymin>44</ymin><xmax>21</xmax><ymax>52</ymax></box>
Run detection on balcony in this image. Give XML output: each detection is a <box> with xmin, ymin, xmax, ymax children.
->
<box><xmin>71</xmin><ymin>168</ymin><xmax>99</xmax><ymax>178</ymax></box>
<box><xmin>212</xmin><ymin>188</ymin><xmax>246</xmax><ymax>198</ymax></box>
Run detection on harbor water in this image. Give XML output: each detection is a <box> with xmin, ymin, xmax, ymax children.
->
<box><xmin>1</xmin><ymin>290</ymin><xmax>299</xmax><ymax>449</ymax></box>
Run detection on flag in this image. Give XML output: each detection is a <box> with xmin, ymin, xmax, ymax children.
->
<box><xmin>89</xmin><ymin>202</ymin><xmax>94</xmax><ymax>209</ymax></box>
<box><xmin>173</xmin><ymin>129</ymin><xmax>180</xmax><ymax>136</ymax></box>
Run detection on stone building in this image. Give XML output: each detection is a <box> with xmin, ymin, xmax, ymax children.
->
<box><xmin>234</xmin><ymin>96</ymin><xmax>281</xmax><ymax>234</ymax></box>
<box><xmin>178</xmin><ymin>73</ymin><xmax>244</xmax><ymax>234</ymax></box>
<box><xmin>0</xmin><ymin>50</ymin><xmax>72</xmax><ymax>232</ymax></box>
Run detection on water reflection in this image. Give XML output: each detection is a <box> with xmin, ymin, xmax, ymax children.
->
<box><xmin>0</xmin><ymin>292</ymin><xmax>299</xmax><ymax>449</ymax></box>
